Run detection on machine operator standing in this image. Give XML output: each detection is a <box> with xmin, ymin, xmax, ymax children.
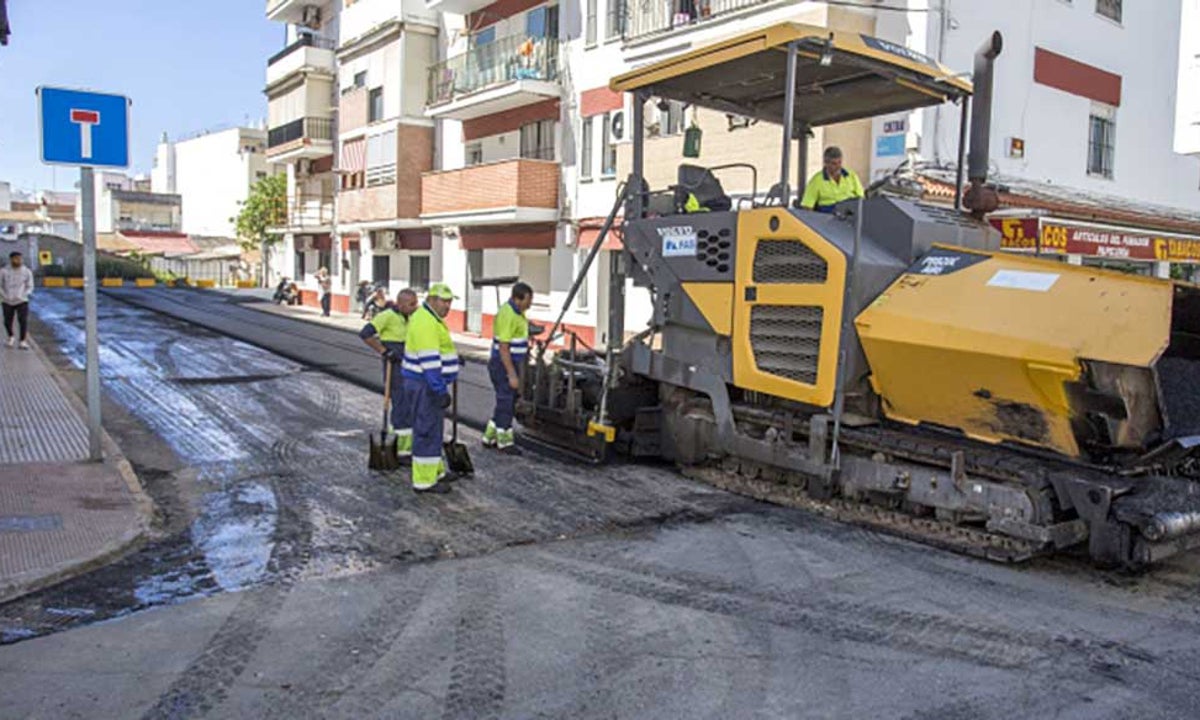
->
<box><xmin>401</xmin><ymin>284</ymin><xmax>460</xmax><ymax>494</ymax></box>
<box><xmin>483</xmin><ymin>282</ymin><xmax>533</xmax><ymax>454</ymax></box>
<box><xmin>360</xmin><ymin>288</ymin><xmax>419</xmax><ymax>461</ymax></box>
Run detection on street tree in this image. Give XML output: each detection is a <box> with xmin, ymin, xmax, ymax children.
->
<box><xmin>233</xmin><ymin>172</ymin><xmax>286</xmax><ymax>287</ymax></box>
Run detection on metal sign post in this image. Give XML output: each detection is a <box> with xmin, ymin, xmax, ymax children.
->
<box><xmin>38</xmin><ymin>86</ymin><xmax>131</xmax><ymax>462</ymax></box>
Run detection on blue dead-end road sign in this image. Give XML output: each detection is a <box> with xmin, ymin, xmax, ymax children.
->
<box><xmin>37</xmin><ymin>86</ymin><xmax>130</xmax><ymax>168</ymax></box>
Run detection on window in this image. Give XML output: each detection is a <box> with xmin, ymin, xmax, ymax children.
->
<box><xmin>526</xmin><ymin>5</ymin><xmax>559</xmax><ymax>39</ymax></box>
<box><xmin>366</xmin><ymin>130</ymin><xmax>397</xmax><ymax>186</ymax></box>
<box><xmin>520</xmin><ymin>119</ymin><xmax>556</xmax><ymax>161</ymax></box>
<box><xmin>353</xmin><ymin>71</ymin><xmax>367</xmax><ymax>88</ymax></box>
<box><xmin>466</xmin><ymin>143</ymin><xmax>484</xmax><ymax>166</ymax></box>
<box><xmin>606</xmin><ymin>0</ymin><xmax>625</xmax><ymax>40</ymax></box>
<box><xmin>368</xmin><ymin>87</ymin><xmax>384</xmax><ymax>123</ymax></box>
<box><xmin>1088</xmin><ymin>104</ymin><xmax>1116</xmax><ymax>179</ymax></box>
<box><xmin>601</xmin><ymin>111</ymin><xmax>617</xmax><ymax>177</ymax></box>
<box><xmin>472</xmin><ymin>26</ymin><xmax>496</xmax><ymax>47</ymax></box>
<box><xmin>318</xmin><ymin>249</ymin><xmax>332</xmax><ymax>275</ymax></box>
<box><xmin>580</xmin><ymin>117</ymin><xmax>594</xmax><ymax>179</ymax></box>
<box><xmin>409</xmin><ymin>256</ymin><xmax>431</xmax><ymax>290</ymax></box>
<box><xmin>586</xmin><ymin>0</ymin><xmax>597</xmax><ymax>45</ymax></box>
<box><xmin>575</xmin><ymin>249</ymin><xmax>589</xmax><ymax>309</ymax></box>
<box><xmin>1095</xmin><ymin>0</ymin><xmax>1121</xmax><ymax>22</ymax></box>
<box><xmin>295</xmin><ymin>248</ymin><xmax>307</xmax><ymax>279</ymax></box>
<box><xmin>372</xmin><ymin>255</ymin><xmax>390</xmax><ymax>286</ymax></box>
<box><xmin>256</xmin><ymin>171</ymin><xmax>268</xmax><ymax>180</ymax></box>
<box><xmin>660</xmin><ymin>100</ymin><xmax>685</xmax><ymax>136</ymax></box>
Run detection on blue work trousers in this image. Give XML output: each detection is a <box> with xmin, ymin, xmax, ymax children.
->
<box><xmin>488</xmin><ymin>356</ymin><xmax>517</xmax><ymax>431</ymax></box>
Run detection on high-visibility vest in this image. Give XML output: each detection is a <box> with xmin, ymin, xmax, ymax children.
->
<box><xmin>800</xmin><ymin>168</ymin><xmax>864</xmax><ymax>212</ymax></box>
<box><xmin>367</xmin><ymin>307</ymin><xmax>407</xmax><ymax>343</ymax></box>
<box><xmin>490</xmin><ymin>300</ymin><xmax>529</xmax><ymax>365</ymax></box>
<box><xmin>401</xmin><ymin>304</ymin><xmax>459</xmax><ymax>394</ymax></box>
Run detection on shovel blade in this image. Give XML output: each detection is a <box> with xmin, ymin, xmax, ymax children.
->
<box><xmin>444</xmin><ymin>441</ymin><xmax>474</xmax><ymax>475</ymax></box>
<box><xmin>369</xmin><ymin>433</ymin><xmax>402</xmax><ymax>471</ymax></box>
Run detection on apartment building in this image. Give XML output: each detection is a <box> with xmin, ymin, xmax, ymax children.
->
<box><xmin>152</xmin><ymin>127</ymin><xmax>274</xmax><ymax>239</ymax></box>
<box><xmin>265</xmin><ymin>0</ymin><xmax>341</xmax><ymax>304</ymax></box>
<box><xmin>263</xmin><ymin>0</ymin><xmax>1200</xmax><ymax>333</ymax></box>
<box><xmin>77</xmin><ymin>172</ymin><xmax>182</xmax><ymax>234</ymax></box>
<box><xmin>336</xmin><ymin>0</ymin><xmax>438</xmax><ymax>302</ymax></box>
<box><xmin>874</xmin><ymin>0</ymin><xmax>1200</xmax><ymax>277</ymax></box>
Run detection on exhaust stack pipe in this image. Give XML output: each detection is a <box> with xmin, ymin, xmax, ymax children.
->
<box><xmin>963</xmin><ymin>31</ymin><xmax>1002</xmax><ymax>218</ymax></box>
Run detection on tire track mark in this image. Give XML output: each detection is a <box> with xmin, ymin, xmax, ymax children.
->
<box><xmin>442</xmin><ymin>564</ymin><xmax>507</xmax><ymax>720</ymax></box>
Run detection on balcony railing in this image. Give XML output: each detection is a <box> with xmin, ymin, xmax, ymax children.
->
<box><xmin>289</xmin><ymin>198</ymin><xmax>335</xmax><ymax>227</ymax></box>
<box><xmin>427</xmin><ymin>33</ymin><xmax>560</xmax><ymax>106</ymax></box>
<box><xmin>623</xmin><ymin>0</ymin><xmax>774</xmax><ymax>41</ymax></box>
<box><xmin>268</xmin><ymin>33</ymin><xmax>336</xmax><ymax>66</ymax></box>
<box><xmin>267</xmin><ymin>117</ymin><xmax>334</xmax><ymax>149</ymax></box>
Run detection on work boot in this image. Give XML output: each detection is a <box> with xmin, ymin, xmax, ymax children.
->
<box><xmin>439</xmin><ymin>471</ymin><xmax>461</xmax><ymax>483</ymax></box>
<box><xmin>413</xmin><ymin>482</ymin><xmax>451</xmax><ymax>495</ymax></box>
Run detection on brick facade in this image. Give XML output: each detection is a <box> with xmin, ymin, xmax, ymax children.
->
<box><xmin>462</xmin><ymin>99</ymin><xmax>559</xmax><ymax>141</ymax></box>
<box><xmin>340</xmin><ymin>87</ymin><xmax>369</xmax><ymax>133</ymax></box>
<box><xmin>460</xmin><ymin>224</ymin><xmax>556</xmax><ymax>250</ymax></box>
<box><xmin>580</xmin><ymin>87</ymin><xmax>623</xmax><ymax>118</ymax></box>
<box><xmin>338</xmin><ymin>124</ymin><xmax>433</xmax><ymax>222</ymax></box>
<box><xmin>421</xmin><ymin>159</ymin><xmax>559</xmax><ymax>216</ymax></box>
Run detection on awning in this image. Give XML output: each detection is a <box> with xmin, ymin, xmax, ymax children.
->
<box><xmin>341</xmin><ymin>137</ymin><xmax>366</xmax><ymax>172</ymax></box>
<box><xmin>991</xmin><ymin>216</ymin><xmax>1200</xmax><ymax>263</ymax></box>
<box><xmin>460</xmin><ymin>224</ymin><xmax>556</xmax><ymax>250</ymax></box>
<box><xmin>577</xmin><ymin>219</ymin><xmax>623</xmax><ymax>250</ymax></box>
<box><xmin>97</xmin><ymin>233</ymin><xmax>140</xmax><ymax>253</ymax></box>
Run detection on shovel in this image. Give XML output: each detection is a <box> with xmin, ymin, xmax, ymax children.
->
<box><xmin>444</xmin><ymin>378</ymin><xmax>474</xmax><ymax>475</ymax></box>
<box><xmin>369</xmin><ymin>360</ymin><xmax>402</xmax><ymax>471</ymax></box>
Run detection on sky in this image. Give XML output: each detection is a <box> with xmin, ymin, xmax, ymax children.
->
<box><xmin>0</xmin><ymin>0</ymin><xmax>282</xmax><ymax>194</ymax></box>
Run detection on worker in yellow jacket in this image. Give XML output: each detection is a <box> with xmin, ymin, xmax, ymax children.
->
<box><xmin>401</xmin><ymin>283</ymin><xmax>460</xmax><ymax>493</ymax></box>
<box><xmin>483</xmin><ymin>282</ymin><xmax>532</xmax><ymax>454</ymax></box>
<box><xmin>800</xmin><ymin>146</ymin><xmax>863</xmax><ymax>213</ymax></box>
<box><xmin>359</xmin><ymin>288</ymin><xmax>419</xmax><ymax>461</ymax></box>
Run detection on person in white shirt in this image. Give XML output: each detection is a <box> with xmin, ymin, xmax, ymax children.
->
<box><xmin>1</xmin><ymin>251</ymin><xmax>34</xmax><ymax>350</ymax></box>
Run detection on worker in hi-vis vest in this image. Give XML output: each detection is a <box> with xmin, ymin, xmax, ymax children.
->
<box><xmin>359</xmin><ymin>288</ymin><xmax>419</xmax><ymax>461</ymax></box>
<box><xmin>799</xmin><ymin>146</ymin><xmax>864</xmax><ymax>213</ymax></box>
<box><xmin>401</xmin><ymin>283</ymin><xmax>460</xmax><ymax>493</ymax></box>
<box><xmin>483</xmin><ymin>282</ymin><xmax>533</xmax><ymax>454</ymax></box>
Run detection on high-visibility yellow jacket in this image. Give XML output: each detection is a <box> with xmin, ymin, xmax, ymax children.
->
<box><xmin>490</xmin><ymin>300</ymin><xmax>529</xmax><ymax>365</ymax></box>
<box><xmin>401</xmin><ymin>304</ymin><xmax>459</xmax><ymax>394</ymax></box>
<box><xmin>800</xmin><ymin>168</ymin><xmax>864</xmax><ymax>212</ymax></box>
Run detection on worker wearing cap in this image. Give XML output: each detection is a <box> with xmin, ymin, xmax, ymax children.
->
<box><xmin>483</xmin><ymin>282</ymin><xmax>533</xmax><ymax>454</ymax></box>
<box><xmin>360</xmin><ymin>288</ymin><xmax>419</xmax><ymax>461</ymax></box>
<box><xmin>800</xmin><ymin>146</ymin><xmax>864</xmax><ymax>213</ymax></box>
<box><xmin>401</xmin><ymin>283</ymin><xmax>460</xmax><ymax>494</ymax></box>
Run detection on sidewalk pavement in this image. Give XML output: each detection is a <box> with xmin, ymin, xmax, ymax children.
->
<box><xmin>243</xmin><ymin>300</ymin><xmax>496</xmax><ymax>362</ymax></box>
<box><xmin>0</xmin><ymin>338</ymin><xmax>151</xmax><ymax>603</ymax></box>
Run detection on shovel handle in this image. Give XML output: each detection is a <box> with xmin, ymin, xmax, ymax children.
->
<box><xmin>451</xmin><ymin>378</ymin><xmax>460</xmax><ymax>443</ymax></box>
<box><xmin>382</xmin><ymin>359</ymin><xmax>392</xmax><ymax>438</ymax></box>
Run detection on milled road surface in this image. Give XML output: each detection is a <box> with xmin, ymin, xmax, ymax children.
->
<box><xmin>3</xmin><ymin>289</ymin><xmax>1200</xmax><ymax>719</ymax></box>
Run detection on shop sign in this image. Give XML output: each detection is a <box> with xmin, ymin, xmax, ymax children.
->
<box><xmin>990</xmin><ymin>217</ymin><xmax>1200</xmax><ymax>263</ymax></box>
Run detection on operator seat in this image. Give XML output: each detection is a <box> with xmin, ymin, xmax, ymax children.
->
<box><xmin>674</xmin><ymin>164</ymin><xmax>732</xmax><ymax>213</ymax></box>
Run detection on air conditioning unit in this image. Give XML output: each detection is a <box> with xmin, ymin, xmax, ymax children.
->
<box><xmin>610</xmin><ymin>109</ymin><xmax>626</xmax><ymax>141</ymax></box>
<box><xmin>297</xmin><ymin>158</ymin><xmax>313</xmax><ymax>177</ymax></box>
<box><xmin>296</xmin><ymin>236</ymin><xmax>314</xmax><ymax>252</ymax></box>
<box><xmin>301</xmin><ymin>5</ymin><xmax>322</xmax><ymax>29</ymax></box>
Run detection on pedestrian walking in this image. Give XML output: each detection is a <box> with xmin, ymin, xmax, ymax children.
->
<box><xmin>355</xmin><ymin>280</ymin><xmax>372</xmax><ymax>315</ymax></box>
<box><xmin>317</xmin><ymin>267</ymin><xmax>332</xmax><ymax>317</ymax></box>
<box><xmin>401</xmin><ymin>283</ymin><xmax>460</xmax><ymax>494</ymax></box>
<box><xmin>483</xmin><ymin>282</ymin><xmax>533</xmax><ymax>454</ymax></box>
<box><xmin>1</xmin><ymin>251</ymin><xmax>33</xmax><ymax>350</ymax></box>
<box><xmin>360</xmin><ymin>288</ymin><xmax>419</xmax><ymax>462</ymax></box>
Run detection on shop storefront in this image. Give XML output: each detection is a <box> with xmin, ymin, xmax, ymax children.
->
<box><xmin>989</xmin><ymin>214</ymin><xmax>1200</xmax><ymax>280</ymax></box>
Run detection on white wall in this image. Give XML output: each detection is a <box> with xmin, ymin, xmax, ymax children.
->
<box><xmin>886</xmin><ymin>0</ymin><xmax>1200</xmax><ymax>211</ymax></box>
<box><xmin>1176</xmin><ymin>0</ymin><xmax>1200</xmax><ymax>155</ymax></box>
<box><xmin>173</xmin><ymin>127</ymin><xmax>268</xmax><ymax>238</ymax></box>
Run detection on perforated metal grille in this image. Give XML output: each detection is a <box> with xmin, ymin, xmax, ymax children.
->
<box><xmin>752</xmin><ymin>240</ymin><xmax>828</xmax><ymax>284</ymax></box>
<box><xmin>750</xmin><ymin>305</ymin><xmax>823</xmax><ymax>385</ymax></box>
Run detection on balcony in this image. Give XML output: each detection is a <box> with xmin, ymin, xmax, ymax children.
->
<box><xmin>266</xmin><ymin>117</ymin><xmax>334</xmax><ymax>162</ymax></box>
<box><xmin>266</xmin><ymin>34</ymin><xmax>336</xmax><ymax>88</ymax></box>
<box><xmin>266</xmin><ymin>0</ymin><xmax>322</xmax><ymax>25</ymax></box>
<box><xmin>623</xmin><ymin>0</ymin><xmax>775</xmax><ymax>42</ymax></box>
<box><xmin>426</xmin><ymin>34</ymin><xmax>561</xmax><ymax>120</ymax></box>
<box><xmin>421</xmin><ymin>158</ymin><xmax>560</xmax><ymax>226</ymax></box>
<box><xmin>424</xmin><ymin>0</ymin><xmax>492</xmax><ymax>15</ymax></box>
<box><xmin>289</xmin><ymin>198</ymin><xmax>335</xmax><ymax>230</ymax></box>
